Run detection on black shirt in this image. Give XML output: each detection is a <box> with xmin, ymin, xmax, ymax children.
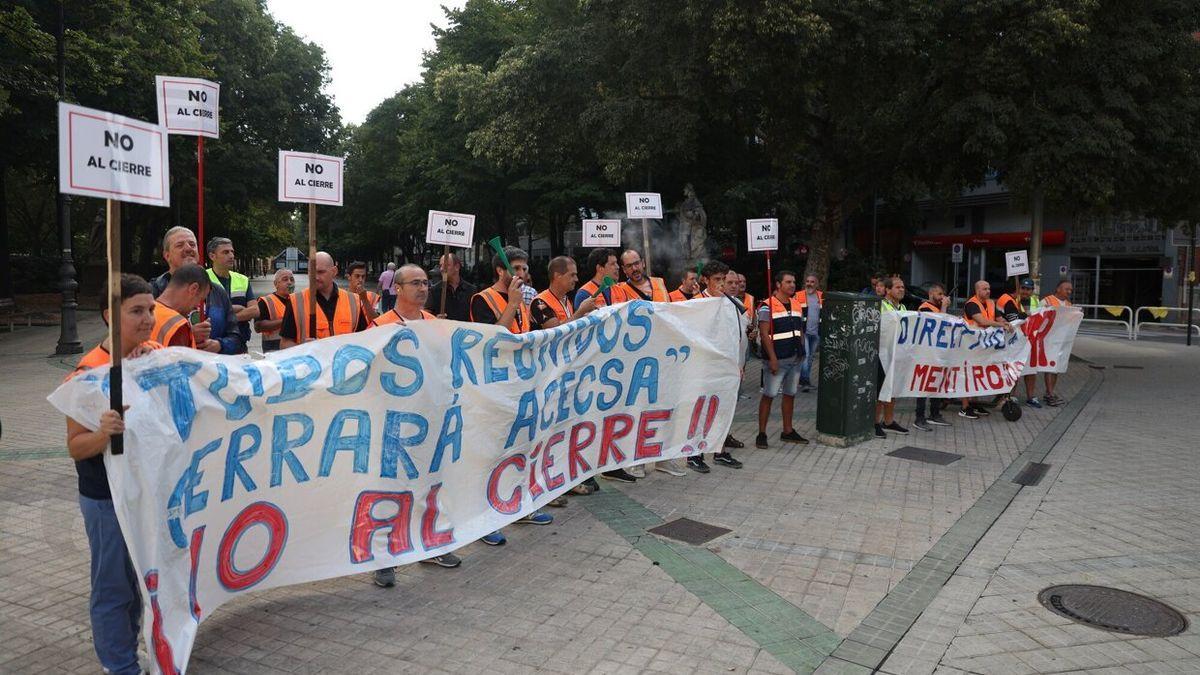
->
<box><xmin>1000</xmin><ymin>297</ymin><xmax>1022</xmax><ymax>323</ymax></box>
<box><xmin>426</xmin><ymin>279</ymin><xmax>478</xmax><ymax>322</ymax></box>
<box><xmin>280</xmin><ymin>288</ymin><xmax>368</xmax><ymax>341</ymax></box>
<box><xmin>469</xmin><ymin>291</ymin><xmax>528</xmax><ymax>328</ymax></box>
<box><xmin>964</xmin><ymin>300</ymin><xmax>984</xmax><ymax>323</ymax></box>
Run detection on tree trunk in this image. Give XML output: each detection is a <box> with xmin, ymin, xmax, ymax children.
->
<box><xmin>0</xmin><ymin>163</ymin><xmax>14</xmax><ymax>305</ymax></box>
<box><xmin>804</xmin><ymin>193</ymin><xmax>843</xmax><ymax>289</ymax></box>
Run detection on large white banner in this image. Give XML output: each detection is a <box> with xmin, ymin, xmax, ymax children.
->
<box><xmin>48</xmin><ymin>300</ymin><xmax>744</xmax><ymax>673</ymax></box>
<box><xmin>878</xmin><ymin>306</ymin><xmax>1083</xmax><ymax>402</ymax></box>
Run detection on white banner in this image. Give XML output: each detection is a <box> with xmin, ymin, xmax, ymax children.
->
<box><xmin>48</xmin><ymin>300</ymin><xmax>744</xmax><ymax>673</ymax></box>
<box><xmin>878</xmin><ymin>306</ymin><xmax>1083</xmax><ymax>402</ymax></box>
<box><xmin>57</xmin><ymin>102</ymin><xmax>170</xmax><ymax>207</ymax></box>
<box><xmin>277</xmin><ymin>150</ymin><xmax>344</xmax><ymax>205</ymax></box>
<box><xmin>155</xmin><ymin>76</ymin><xmax>220</xmax><ymax>138</ymax></box>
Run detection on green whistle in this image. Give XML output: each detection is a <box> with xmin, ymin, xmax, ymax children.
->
<box><xmin>486</xmin><ymin>236</ymin><xmax>514</xmax><ymax>275</ymax></box>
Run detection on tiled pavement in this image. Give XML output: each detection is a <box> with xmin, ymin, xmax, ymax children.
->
<box><xmin>2</xmin><ymin>310</ymin><xmax>1198</xmax><ymax>674</ymax></box>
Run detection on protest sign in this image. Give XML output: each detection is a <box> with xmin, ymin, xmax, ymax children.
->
<box><xmin>277</xmin><ymin>150</ymin><xmax>344</xmax><ymax>206</ymax></box>
<box><xmin>58</xmin><ymin>102</ymin><xmax>170</xmax><ymax>207</ymax></box>
<box><xmin>155</xmin><ymin>76</ymin><xmax>220</xmax><ymax>138</ymax></box>
<box><xmin>877</xmin><ymin>306</ymin><xmax>1083</xmax><ymax>402</ymax></box>
<box><xmin>425</xmin><ymin>210</ymin><xmax>476</xmax><ymax>248</ymax></box>
<box><xmin>624</xmin><ymin>192</ymin><xmax>663</xmax><ymax>219</ymax></box>
<box><xmin>1006</xmin><ymin>250</ymin><xmax>1029</xmax><ymax>277</ymax></box>
<box><xmin>582</xmin><ymin>219</ymin><xmax>621</xmax><ymax>247</ymax></box>
<box><xmin>49</xmin><ymin>299</ymin><xmax>744</xmax><ymax>673</ymax></box>
<box><xmin>746</xmin><ymin>218</ymin><xmax>779</xmax><ymax>252</ymax></box>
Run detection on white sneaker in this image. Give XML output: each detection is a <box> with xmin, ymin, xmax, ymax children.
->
<box><xmin>655</xmin><ymin>461</ymin><xmax>686</xmax><ymax>477</ymax></box>
<box><xmin>627</xmin><ymin>465</ymin><xmax>646</xmax><ymax>478</ymax></box>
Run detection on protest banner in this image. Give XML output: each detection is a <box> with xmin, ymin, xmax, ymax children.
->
<box><xmin>582</xmin><ymin>219</ymin><xmax>621</xmax><ymax>248</ymax></box>
<box><xmin>48</xmin><ymin>299</ymin><xmax>744</xmax><ymax>673</ymax></box>
<box><xmin>877</xmin><ymin>306</ymin><xmax>1083</xmax><ymax>402</ymax></box>
<box><xmin>59</xmin><ymin>101</ymin><xmax>171</xmax><ymax>453</ymax></box>
<box><xmin>155</xmin><ymin>75</ymin><xmax>219</xmax><ymax>243</ymax></box>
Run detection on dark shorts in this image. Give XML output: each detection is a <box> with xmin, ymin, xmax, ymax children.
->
<box><xmin>877</xmin><ymin>361</ymin><xmax>886</xmax><ymax>395</ymax></box>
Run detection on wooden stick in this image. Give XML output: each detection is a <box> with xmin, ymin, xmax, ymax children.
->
<box><xmin>106</xmin><ymin>199</ymin><xmax>124</xmax><ymax>455</ymax></box>
<box><xmin>308</xmin><ymin>203</ymin><xmax>317</xmax><ymax>336</ymax></box>
<box><xmin>641</xmin><ymin>217</ymin><xmax>653</xmax><ymax>278</ymax></box>
<box><xmin>439</xmin><ymin>244</ymin><xmax>449</xmax><ymax>317</ymax></box>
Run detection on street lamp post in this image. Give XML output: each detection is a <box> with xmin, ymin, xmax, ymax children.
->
<box><xmin>54</xmin><ymin>0</ymin><xmax>81</xmax><ymax>355</ymax></box>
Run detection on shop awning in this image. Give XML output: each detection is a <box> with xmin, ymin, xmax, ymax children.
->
<box><xmin>911</xmin><ymin>230</ymin><xmax>1067</xmax><ymax>249</ymax></box>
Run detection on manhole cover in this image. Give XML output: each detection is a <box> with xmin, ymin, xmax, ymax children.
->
<box><xmin>1038</xmin><ymin>585</ymin><xmax>1187</xmax><ymax>637</ymax></box>
<box><xmin>648</xmin><ymin>517</ymin><xmax>731</xmax><ymax>545</ymax></box>
<box><xmin>886</xmin><ymin>446</ymin><xmax>963</xmax><ymax>465</ymax></box>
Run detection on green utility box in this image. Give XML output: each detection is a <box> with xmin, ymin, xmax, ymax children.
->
<box><xmin>815</xmin><ymin>292</ymin><xmax>881</xmax><ymax>447</ymax></box>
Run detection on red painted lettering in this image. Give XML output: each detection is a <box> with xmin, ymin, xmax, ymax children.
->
<box><xmin>540</xmin><ymin>431</ymin><xmax>566</xmax><ymax>491</ymax></box>
<box><xmin>598</xmin><ymin>414</ymin><xmax>634</xmax><ymax>467</ymax></box>
<box><xmin>216</xmin><ymin>501</ymin><xmax>288</xmax><ymax>591</ymax></box>
<box><xmin>487</xmin><ymin>455</ymin><xmax>525</xmax><ymax>515</ymax></box>
<box><xmin>634</xmin><ymin>409</ymin><xmax>671</xmax><ymax>460</ymax></box>
<box><xmin>420</xmin><ymin>483</ymin><xmax>454</xmax><ymax>550</ymax></box>
<box><xmin>348</xmin><ymin>491</ymin><xmax>414</xmax><ymax>564</ymax></box>
<box><xmin>567</xmin><ymin>422</ymin><xmax>596</xmax><ymax>480</ymax></box>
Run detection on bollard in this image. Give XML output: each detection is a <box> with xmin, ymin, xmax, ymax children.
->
<box><xmin>815</xmin><ymin>292</ymin><xmax>881</xmax><ymax>447</ymax></box>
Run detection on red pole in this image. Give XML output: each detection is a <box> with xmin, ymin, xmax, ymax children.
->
<box><xmin>197</xmin><ymin>136</ymin><xmax>205</xmax><ymax>246</ymax></box>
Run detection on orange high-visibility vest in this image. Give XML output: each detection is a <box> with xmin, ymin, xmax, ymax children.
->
<box><xmin>918</xmin><ymin>300</ymin><xmax>941</xmax><ymax>312</ymax></box>
<box><xmin>1043</xmin><ymin>295</ymin><xmax>1071</xmax><ymax>307</ymax></box>
<box><xmin>965</xmin><ymin>295</ymin><xmax>995</xmax><ymax>327</ymax></box>
<box><xmin>796</xmin><ymin>290</ymin><xmax>824</xmax><ymax>309</ymax></box>
<box><xmin>668</xmin><ymin>288</ymin><xmax>695</xmax><ymax>302</ymax></box>
<box><xmin>257</xmin><ymin>293</ymin><xmax>288</xmax><ymax>339</ymax></box>
<box><xmin>152</xmin><ymin>302</ymin><xmax>194</xmax><ymax>348</ymax></box>
<box><xmin>743</xmin><ymin>293</ymin><xmax>755</xmax><ymax>319</ymax></box>
<box><xmin>473</xmin><ymin>287</ymin><xmax>531</xmax><ymax>334</ymax></box>
<box><xmin>579</xmin><ymin>278</ymin><xmax>631</xmax><ymax>307</ymax></box>
<box><xmin>622</xmin><ymin>277</ymin><xmax>670</xmax><ymax>302</ymax></box>
<box><xmin>534</xmin><ymin>289</ymin><xmax>574</xmax><ymax>324</ymax></box>
<box><xmin>69</xmin><ymin>342</ymin><xmax>163</xmax><ymax>381</ymax></box>
<box><xmin>290</xmin><ymin>287</ymin><xmax>362</xmax><ymax>341</ymax></box>
<box><xmin>371</xmin><ymin>307</ymin><xmax>436</xmax><ymax>327</ymax></box>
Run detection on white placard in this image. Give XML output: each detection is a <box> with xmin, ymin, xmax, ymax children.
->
<box><xmin>625</xmin><ymin>192</ymin><xmax>663</xmax><ymax>219</ymax></box>
<box><xmin>277</xmin><ymin>150</ymin><xmax>344</xmax><ymax>206</ymax></box>
<box><xmin>57</xmin><ymin>102</ymin><xmax>170</xmax><ymax>207</ymax></box>
<box><xmin>154</xmin><ymin>76</ymin><xmax>219</xmax><ymax>138</ymax></box>
<box><xmin>1005</xmin><ymin>250</ymin><xmax>1029</xmax><ymax>277</ymax></box>
<box><xmin>746</xmin><ymin>218</ymin><xmax>779</xmax><ymax>252</ymax></box>
<box><xmin>582</xmin><ymin>219</ymin><xmax>621</xmax><ymax>247</ymax></box>
<box><xmin>425</xmin><ymin>210</ymin><xmax>476</xmax><ymax>248</ymax></box>
<box><xmin>951</xmin><ymin>243</ymin><xmax>964</xmax><ymax>263</ymax></box>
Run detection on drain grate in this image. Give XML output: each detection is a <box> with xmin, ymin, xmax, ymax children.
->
<box><xmin>648</xmin><ymin>517</ymin><xmax>731</xmax><ymax>545</ymax></box>
<box><xmin>1013</xmin><ymin>462</ymin><xmax>1050</xmax><ymax>486</ymax></box>
<box><xmin>1038</xmin><ymin>585</ymin><xmax>1187</xmax><ymax>637</ymax></box>
<box><xmin>886</xmin><ymin>446</ymin><xmax>963</xmax><ymax>465</ymax></box>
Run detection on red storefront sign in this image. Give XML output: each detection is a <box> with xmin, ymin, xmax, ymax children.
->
<box><xmin>911</xmin><ymin>230</ymin><xmax>1067</xmax><ymax>249</ymax></box>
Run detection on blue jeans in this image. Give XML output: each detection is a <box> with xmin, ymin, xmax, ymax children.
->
<box><xmin>800</xmin><ymin>333</ymin><xmax>820</xmax><ymax>385</ymax></box>
<box><xmin>80</xmin><ymin>495</ymin><xmax>142</xmax><ymax>675</ymax></box>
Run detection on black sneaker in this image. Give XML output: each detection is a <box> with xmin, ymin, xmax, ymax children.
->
<box><xmin>601</xmin><ymin>469</ymin><xmax>637</xmax><ymax>483</ymax></box>
<box><xmin>713</xmin><ymin>452</ymin><xmax>743</xmax><ymax>469</ymax></box>
<box><xmin>373</xmin><ymin>567</ymin><xmax>396</xmax><ymax>587</ymax></box>
<box><xmin>419</xmin><ymin>553</ymin><xmax>462</xmax><ymax>568</ymax></box>
<box><xmin>874</xmin><ymin>423</ymin><xmax>886</xmax><ymax>438</ymax></box>
<box><xmin>958</xmin><ymin>407</ymin><xmax>979</xmax><ymax>420</ymax></box>
<box><xmin>724</xmin><ymin>435</ymin><xmax>745</xmax><ymax>449</ymax></box>
<box><xmin>780</xmin><ymin>430</ymin><xmax>809</xmax><ymax>444</ymax></box>
<box><xmin>927</xmin><ymin>416</ymin><xmax>952</xmax><ymax>427</ymax></box>
<box><xmin>755</xmin><ymin>432</ymin><xmax>768</xmax><ymax>449</ymax></box>
<box><xmin>971</xmin><ymin>406</ymin><xmax>991</xmax><ymax>417</ymax></box>
<box><xmin>884</xmin><ymin>421</ymin><xmax>909</xmax><ymax>435</ymax></box>
<box><xmin>687</xmin><ymin>456</ymin><xmax>711</xmax><ymax>473</ymax></box>
<box><xmin>912</xmin><ymin>419</ymin><xmax>932</xmax><ymax>432</ymax></box>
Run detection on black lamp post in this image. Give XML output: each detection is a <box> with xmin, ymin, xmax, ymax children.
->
<box><xmin>54</xmin><ymin>0</ymin><xmax>81</xmax><ymax>355</ymax></box>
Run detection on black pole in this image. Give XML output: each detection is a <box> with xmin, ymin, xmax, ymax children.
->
<box><xmin>1188</xmin><ymin>223</ymin><xmax>1196</xmax><ymax>347</ymax></box>
<box><xmin>54</xmin><ymin>0</ymin><xmax>81</xmax><ymax>355</ymax></box>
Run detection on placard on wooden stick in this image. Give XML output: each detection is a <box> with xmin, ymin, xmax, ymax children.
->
<box><xmin>155</xmin><ymin>75</ymin><xmax>220</xmax><ymax>138</ymax></box>
<box><xmin>746</xmin><ymin>218</ymin><xmax>779</xmax><ymax>252</ymax></box>
<box><xmin>582</xmin><ymin>219</ymin><xmax>620</xmax><ymax>248</ymax></box>
<box><xmin>278</xmin><ymin>150</ymin><xmax>344</xmax><ymax>206</ymax></box>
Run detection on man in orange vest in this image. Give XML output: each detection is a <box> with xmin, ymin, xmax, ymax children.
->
<box><xmin>65</xmin><ymin>273</ymin><xmax>161</xmax><ymax>675</ymax></box>
<box><xmin>254</xmin><ymin>268</ymin><xmax>294</xmax><ymax>352</ymax></box>
<box><xmin>153</xmin><ymin>263</ymin><xmax>215</xmax><ymax>349</ymax></box>
<box><xmin>1041</xmin><ymin>279</ymin><xmax>1074</xmax><ymax>406</ymax></box>
<box><xmin>795</xmin><ymin>274</ymin><xmax>825</xmax><ymax>392</ymax></box>
<box><xmin>470</xmin><ymin>246</ymin><xmax>555</xmax><ymax>545</ymax></box>
<box><xmin>371</xmin><ymin>264</ymin><xmax>438</xmax><ymax>327</ymax></box>
<box><xmin>279</xmin><ymin>252</ymin><xmax>369</xmax><ymax>348</ymax></box>
<box><xmin>575</xmin><ymin>247</ymin><xmax>629</xmax><ymax>309</ymax></box>
<box><xmin>369</xmin><ymin>262</ymin><xmax>465</xmax><ymax>585</ymax></box>
<box><xmin>619</xmin><ymin>249</ymin><xmax>670</xmax><ymax>302</ymax></box>
<box><xmin>755</xmin><ymin>270</ymin><xmax>810</xmax><ymax>449</ymax></box>
<box><xmin>529</xmin><ymin>256</ymin><xmax>598</xmax><ymax>330</ymax></box>
<box><xmin>959</xmin><ymin>279</ymin><xmax>1013</xmax><ymax>419</ymax></box>
<box><xmin>668</xmin><ymin>268</ymin><xmax>701</xmax><ymax>302</ymax></box>
<box><xmin>913</xmin><ymin>282</ymin><xmax>953</xmax><ymax>430</ymax></box>
<box><xmin>346</xmin><ymin>261</ymin><xmax>380</xmax><ymax>324</ymax></box>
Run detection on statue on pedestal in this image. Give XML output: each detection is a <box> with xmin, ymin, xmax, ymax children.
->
<box><xmin>679</xmin><ymin>183</ymin><xmax>707</xmax><ymax>263</ymax></box>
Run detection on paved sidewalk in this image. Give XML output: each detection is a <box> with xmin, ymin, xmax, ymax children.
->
<box><xmin>1</xmin><ymin>315</ymin><xmax>1196</xmax><ymax>674</ymax></box>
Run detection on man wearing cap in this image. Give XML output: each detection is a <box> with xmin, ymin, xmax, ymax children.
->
<box><xmin>998</xmin><ymin>279</ymin><xmax>1043</xmax><ymax>407</ymax></box>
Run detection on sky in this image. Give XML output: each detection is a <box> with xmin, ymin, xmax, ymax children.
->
<box><xmin>266</xmin><ymin>1</ymin><xmax>467</xmax><ymax>125</ymax></box>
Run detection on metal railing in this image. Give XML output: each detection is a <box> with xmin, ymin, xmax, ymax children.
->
<box><xmin>1133</xmin><ymin>306</ymin><xmax>1200</xmax><ymax>340</ymax></box>
<box><xmin>1071</xmin><ymin>303</ymin><xmax>1134</xmax><ymax>340</ymax></box>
